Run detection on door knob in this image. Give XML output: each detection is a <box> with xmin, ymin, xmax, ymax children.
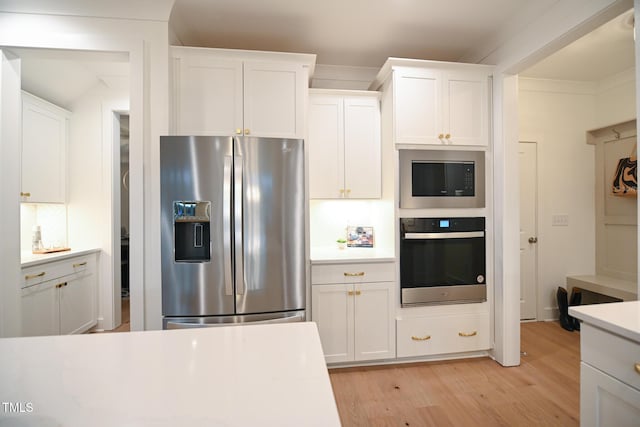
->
<box><xmin>528</xmin><ymin>237</ymin><xmax>538</xmax><ymax>244</ymax></box>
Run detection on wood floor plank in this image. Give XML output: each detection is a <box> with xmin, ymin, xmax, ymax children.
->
<box><xmin>329</xmin><ymin>321</ymin><xmax>580</xmax><ymax>427</ymax></box>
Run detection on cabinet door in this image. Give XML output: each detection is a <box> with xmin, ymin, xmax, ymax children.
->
<box><xmin>22</xmin><ymin>93</ymin><xmax>67</xmax><ymax>203</ymax></box>
<box><xmin>174</xmin><ymin>53</ymin><xmax>243</xmax><ymax>136</ymax></box>
<box><xmin>308</xmin><ymin>94</ymin><xmax>344</xmax><ymax>198</ymax></box>
<box><xmin>344</xmin><ymin>96</ymin><xmax>381</xmax><ymax>199</ymax></box>
<box><xmin>21</xmin><ymin>281</ymin><xmax>59</xmax><ymax>336</ymax></box>
<box><xmin>581</xmin><ymin>362</ymin><xmax>640</xmax><ymax>427</ymax></box>
<box><xmin>243</xmin><ymin>61</ymin><xmax>306</xmax><ymax>139</ymax></box>
<box><xmin>442</xmin><ymin>70</ymin><xmax>489</xmax><ymax>146</ymax></box>
<box><xmin>393</xmin><ymin>68</ymin><xmax>441</xmax><ymax>145</ymax></box>
<box><xmin>354</xmin><ymin>282</ymin><xmax>395</xmax><ymax>361</ymax></box>
<box><xmin>312</xmin><ymin>284</ymin><xmax>354</xmax><ymax>363</ymax></box>
<box><xmin>59</xmin><ymin>273</ymin><xmax>96</xmax><ymax>334</ymax></box>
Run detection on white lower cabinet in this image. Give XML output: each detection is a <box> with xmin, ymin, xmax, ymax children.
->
<box><xmin>396</xmin><ymin>312</ymin><xmax>490</xmax><ymax>358</ymax></box>
<box><xmin>579</xmin><ymin>323</ymin><xmax>640</xmax><ymax>427</ymax></box>
<box><xmin>311</xmin><ymin>262</ymin><xmax>395</xmax><ymax>364</ymax></box>
<box><xmin>21</xmin><ymin>254</ymin><xmax>97</xmax><ymax>336</ymax></box>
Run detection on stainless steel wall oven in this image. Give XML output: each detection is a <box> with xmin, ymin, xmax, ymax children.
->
<box><xmin>400</xmin><ymin>217</ymin><xmax>486</xmax><ymax>306</ymax></box>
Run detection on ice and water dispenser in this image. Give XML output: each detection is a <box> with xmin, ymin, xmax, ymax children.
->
<box><xmin>173</xmin><ymin>201</ymin><xmax>211</xmax><ymax>262</ymax></box>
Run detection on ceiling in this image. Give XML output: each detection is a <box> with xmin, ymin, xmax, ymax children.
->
<box><xmin>169</xmin><ymin>0</ymin><xmax>552</xmax><ymax>68</ymax></box>
<box><xmin>6</xmin><ymin>2</ymin><xmax>636</xmax><ymax>110</ymax></box>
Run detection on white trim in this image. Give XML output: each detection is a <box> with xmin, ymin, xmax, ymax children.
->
<box><xmin>519</xmin><ymin>77</ymin><xmax>597</xmax><ymax>95</ymax></box>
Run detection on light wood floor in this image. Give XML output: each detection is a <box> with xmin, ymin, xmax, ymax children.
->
<box><xmin>329</xmin><ymin>321</ymin><xmax>581</xmax><ymax>427</ymax></box>
<box><xmin>88</xmin><ymin>297</ymin><xmax>130</xmax><ymax>333</ymax></box>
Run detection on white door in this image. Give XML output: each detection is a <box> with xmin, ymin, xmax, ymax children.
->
<box><xmin>21</xmin><ymin>281</ymin><xmax>59</xmax><ymax>336</ymax></box>
<box><xmin>308</xmin><ymin>94</ymin><xmax>344</xmax><ymax>198</ymax></box>
<box><xmin>343</xmin><ymin>96</ymin><xmax>381</xmax><ymax>199</ymax></box>
<box><xmin>394</xmin><ymin>68</ymin><xmax>441</xmax><ymax>144</ymax></box>
<box><xmin>311</xmin><ymin>284</ymin><xmax>354</xmax><ymax>363</ymax></box>
<box><xmin>354</xmin><ymin>282</ymin><xmax>395</xmax><ymax>361</ymax></box>
<box><xmin>519</xmin><ymin>142</ymin><xmax>538</xmax><ymax>320</ymax></box>
<box><xmin>243</xmin><ymin>61</ymin><xmax>305</xmax><ymax>139</ymax></box>
<box><xmin>59</xmin><ymin>275</ymin><xmax>95</xmax><ymax>335</ymax></box>
<box><xmin>174</xmin><ymin>52</ymin><xmax>243</xmax><ymax>136</ymax></box>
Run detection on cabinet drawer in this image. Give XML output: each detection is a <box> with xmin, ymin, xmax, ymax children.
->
<box><xmin>581</xmin><ymin>324</ymin><xmax>640</xmax><ymax>391</ymax></box>
<box><xmin>312</xmin><ymin>262</ymin><xmax>395</xmax><ymax>284</ymax></box>
<box><xmin>21</xmin><ymin>255</ymin><xmax>95</xmax><ymax>288</ymax></box>
<box><xmin>397</xmin><ymin>312</ymin><xmax>490</xmax><ymax>358</ymax></box>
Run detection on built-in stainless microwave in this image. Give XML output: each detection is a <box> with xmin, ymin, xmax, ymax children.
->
<box><xmin>399</xmin><ymin>149</ymin><xmax>485</xmax><ymax>209</ymax></box>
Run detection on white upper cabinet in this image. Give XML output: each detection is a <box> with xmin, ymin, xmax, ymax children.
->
<box><xmin>308</xmin><ymin>90</ymin><xmax>381</xmax><ymax>199</ymax></box>
<box><xmin>172</xmin><ymin>47</ymin><xmax>314</xmax><ymax>139</ymax></box>
<box><xmin>372</xmin><ymin>59</ymin><xmax>492</xmax><ymax>147</ymax></box>
<box><xmin>21</xmin><ymin>91</ymin><xmax>69</xmax><ymax>203</ymax></box>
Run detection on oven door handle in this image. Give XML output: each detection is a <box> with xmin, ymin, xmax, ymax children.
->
<box><xmin>404</xmin><ymin>231</ymin><xmax>484</xmax><ymax>240</ymax></box>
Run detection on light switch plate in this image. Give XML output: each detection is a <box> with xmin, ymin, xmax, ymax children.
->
<box><xmin>552</xmin><ymin>214</ymin><xmax>569</xmax><ymax>226</ymax></box>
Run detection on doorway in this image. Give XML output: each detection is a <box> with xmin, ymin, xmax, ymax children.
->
<box><xmin>118</xmin><ymin>113</ymin><xmax>131</xmax><ymax>331</ymax></box>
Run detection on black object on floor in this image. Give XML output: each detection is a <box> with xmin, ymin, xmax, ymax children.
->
<box><xmin>557</xmin><ymin>286</ymin><xmax>574</xmax><ymax>331</ymax></box>
<box><xmin>569</xmin><ymin>287</ymin><xmax>582</xmax><ymax>331</ymax></box>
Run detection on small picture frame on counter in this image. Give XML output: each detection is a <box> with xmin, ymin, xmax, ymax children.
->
<box><xmin>347</xmin><ymin>226</ymin><xmax>374</xmax><ymax>248</ymax></box>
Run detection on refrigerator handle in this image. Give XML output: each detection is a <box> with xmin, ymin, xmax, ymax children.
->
<box><xmin>234</xmin><ymin>154</ymin><xmax>245</xmax><ymax>295</ymax></box>
<box><xmin>223</xmin><ymin>156</ymin><xmax>233</xmax><ymax>296</ymax></box>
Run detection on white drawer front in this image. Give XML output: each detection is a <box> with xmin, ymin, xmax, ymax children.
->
<box><xmin>21</xmin><ymin>255</ymin><xmax>95</xmax><ymax>288</ymax></box>
<box><xmin>312</xmin><ymin>262</ymin><xmax>395</xmax><ymax>284</ymax></box>
<box><xmin>397</xmin><ymin>312</ymin><xmax>490</xmax><ymax>358</ymax></box>
<box><xmin>582</xmin><ymin>324</ymin><xmax>640</xmax><ymax>391</ymax></box>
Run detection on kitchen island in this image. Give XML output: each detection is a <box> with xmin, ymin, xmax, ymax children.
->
<box><xmin>0</xmin><ymin>322</ymin><xmax>340</xmax><ymax>426</ymax></box>
<box><xmin>569</xmin><ymin>301</ymin><xmax>640</xmax><ymax>427</ymax></box>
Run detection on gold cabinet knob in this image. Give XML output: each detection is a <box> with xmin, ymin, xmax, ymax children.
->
<box><xmin>458</xmin><ymin>331</ymin><xmax>478</xmax><ymax>337</ymax></box>
<box><xmin>635</xmin><ymin>363</ymin><xmax>640</xmax><ymax>375</ymax></box>
<box><xmin>411</xmin><ymin>335</ymin><xmax>431</xmax><ymax>341</ymax></box>
<box><xmin>445</xmin><ymin>134</ymin><xmax>451</xmax><ymax>139</ymax></box>
<box><xmin>244</xmin><ymin>129</ymin><xmax>250</xmax><ymax>135</ymax></box>
<box><xmin>345</xmin><ymin>189</ymin><xmax>351</xmax><ymax>195</ymax></box>
<box><xmin>438</xmin><ymin>134</ymin><xmax>444</xmax><ymax>139</ymax></box>
<box><xmin>347</xmin><ymin>290</ymin><xmax>355</xmax><ymax>296</ymax></box>
<box><xmin>235</xmin><ymin>128</ymin><xmax>242</xmax><ymax>135</ymax></box>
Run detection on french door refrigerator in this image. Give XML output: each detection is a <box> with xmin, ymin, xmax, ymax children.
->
<box><xmin>160</xmin><ymin>136</ymin><xmax>305</xmax><ymax>328</ymax></box>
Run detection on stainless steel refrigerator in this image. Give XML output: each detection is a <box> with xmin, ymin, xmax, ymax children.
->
<box><xmin>160</xmin><ymin>136</ymin><xmax>305</xmax><ymax>328</ymax></box>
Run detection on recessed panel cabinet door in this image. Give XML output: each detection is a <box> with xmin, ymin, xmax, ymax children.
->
<box><xmin>22</xmin><ymin>93</ymin><xmax>67</xmax><ymax>203</ymax></box>
<box><xmin>394</xmin><ymin>68</ymin><xmax>440</xmax><ymax>144</ymax></box>
<box><xmin>354</xmin><ymin>282</ymin><xmax>395</xmax><ymax>361</ymax></box>
<box><xmin>312</xmin><ymin>284</ymin><xmax>354</xmax><ymax>364</ymax></box>
<box><xmin>174</xmin><ymin>54</ymin><xmax>243</xmax><ymax>136</ymax></box>
<box><xmin>59</xmin><ymin>274</ymin><xmax>95</xmax><ymax>335</ymax></box>
<box><xmin>21</xmin><ymin>281</ymin><xmax>59</xmax><ymax>336</ymax></box>
<box><xmin>308</xmin><ymin>95</ymin><xmax>344</xmax><ymax>198</ymax></box>
<box><xmin>442</xmin><ymin>70</ymin><xmax>488</xmax><ymax>146</ymax></box>
<box><xmin>344</xmin><ymin>96</ymin><xmax>381</xmax><ymax>199</ymax></box>
<box><xmin>243</xmin><ymin>61</ymin><xmax>306</xmax><ymax>139</ymax></box>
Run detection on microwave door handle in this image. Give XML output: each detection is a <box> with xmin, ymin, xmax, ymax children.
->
<box><xmin>404</xmin><ymin>231</ymin><xmax>484</xmax><ymax>239</ymax></box>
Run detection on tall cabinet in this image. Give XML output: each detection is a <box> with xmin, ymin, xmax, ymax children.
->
<box><xmin>171</xmin><ymin>47</ymin><xmax>316</xmax><ymax>138</ymax></box>
<box><xmin>308</xmin><ymin>90</ymin><xmax>381</xmax><ymax>199</ymax></box>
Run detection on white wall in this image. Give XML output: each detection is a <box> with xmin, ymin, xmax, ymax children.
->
<box><xmin>519</xmin><ymin>78</ymin><xmax>598</xmax><ymax>319</ymax></box>
<box><xmin>595</xmin><ymin>68</ymin><xmax>636</xmax><ymax>127</ymax></box>
<box><xmin>67</xmin><ymin>79</ymin><xmax>129</xmax><ymax>330</ymax></box>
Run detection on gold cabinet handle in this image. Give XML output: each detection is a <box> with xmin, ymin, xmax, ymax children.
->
<box><xmin>345</xmin><ymin>189</ymin><xmax>351</xmax><ymax>195</ymax></box>
<box><xmin>20</xmin><ymin>192</ymin><xmax>31</xmax><ymax>197</ymax></box>
<box><xmin>355</xmin><ymin>290</ymin><xmax>361</xmax><ymax>296</ymax></box>
<box><xmin>635</xmin><ymin>363</ymin><xmax>640</xmax><ymax>375</ymax></box>
<box><xmin>411</xmin><ymin>335</ymin><xmax>431</xmax><ymax>341</ymax></box>
<box><xmin>25</xmin><ymin>272</ymin><xmax>45</xmax><ymax>280</ymax></box>
<box><xmin>347</xmin><ymin>290</ymin><xmax>355</xmax><ymax>296</ymax></box>
<box><xmin>244</xmin><ymin>128</ymin><xmax>250</xmax><ymax>135</ymax></box>
<box><xmin>55</xmin><ymin>283</ymin><xmax>63</xmax><ymax>289</ymax></box>
<box><xmin>445</xmin><ymin>133</ymin><xmax>451</xmax><ymax>139</ymax></box>
<box><xmin>344</xmin><ymin>272</ymin><xmax>365</xmax><ymax>277</ymax></box>
<box><xmin>235</xmin><ymin>128</ymin><xmax>242</xmax><ymax>135</ymax></box>
<box><xmin>459</xmin><ymin>331</ymin><xmax>478</xmax><ymax>337</ymax></box>
<box><xmin>73</xmin><ymin>262</ymin><xmax>87</xmax><ymax>268</ymax></box>
<box><xmin>438</xmin><ymin>133</ymin><xmax>444</xmax><ymax>139</ymax></box>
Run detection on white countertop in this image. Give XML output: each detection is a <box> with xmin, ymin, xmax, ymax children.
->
<box><xmin>310</xmin><ymin>246</ymin><xmax>395</xmax><ymax>264</ymax></box>
<box><xmin>0</xmin><ymin>322</ymin><xmax>340</xmax><ymax>426</ymax></box>
<box><xmin>21</xmin><ymin>248</ymin><xmax>100</xmax><ymax>268</ymax></box>
<box><xmin>569</xmin><ymin>301</ymin><xmax>640</xmax><ymax>343</ymax></box>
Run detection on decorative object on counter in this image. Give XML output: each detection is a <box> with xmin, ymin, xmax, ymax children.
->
<box><xmin>611</xmin><ymin>142</ymin><xmax>637</xmax><ymax>197</ymax></box>
<box><xmin>31</xmin><ymin>225</ymin><xmax>43</xmax><ymax>252</ymax></box>
<box><xmin>346</xmin><ymin>226</ymin><xmax>374</xmax><ymax>248</ymax></box>
<box><xmin>336</xmin><ymin>238</ymin><xmax>347</xmax><ymax>250</ymax></box>
<box><xmin>32</xmin><ymin>247</ymin><xmax>71</xmax><ymax>255</ymax></box>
